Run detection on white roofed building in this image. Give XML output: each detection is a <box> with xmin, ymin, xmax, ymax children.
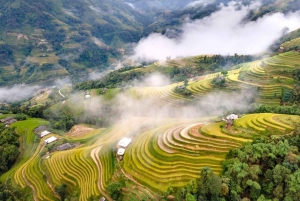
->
<box><xmin>117</xmin><ymin>148</ymin><xmax>126</xmax><ymax>156</ymax></box>
<box><xmin>226</xmin><ymin>114</ymin><xmax>238</xmax><ymax>120</ymax></box>
<box><xmin>40</xmin><ymin>130</ymin><xmax>51</xmax><ymax>138</ymax></box>
<box><xmin>117</xmin><ymin>137</ymin><xmax>132</xmax><ymax>148</ymax></box>
<box><xmin>44</xmin><ymin>136</ymin><xmax>57</xmax><ymax>144</ymax></box>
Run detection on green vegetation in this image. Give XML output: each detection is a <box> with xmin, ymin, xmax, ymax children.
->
<box><xmin>162</xmin><ymin>133</ymin><xmax>300</xmax><ymax>201</ymax></box>
<box><xmin>75</xmin><ymin>54</ymin><xmax>254</xmax><ymax>90</ymax></box>
<box><xmin>1</xmin><ymin>34</ymin><xmax>300</xmax><ymax>201</ymax></box>
<box><xmin>0</xmin><ymin>126</ymin><xmax>19</xmax><ymax>175</ymax></box>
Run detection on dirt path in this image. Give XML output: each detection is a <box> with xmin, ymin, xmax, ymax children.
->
<box><xmin>22</xmin><ymin>169</ymin><xmax>38</xmax><ymax>201</ymax></box>
<box><xmin>117</xmin><ymin>159</ymin><xmax>156</xmax><ymax>199</ymax></box>
<box><xmin>90</xmin><ymin>146</ymin><xmax>112</xmax><ymax>201</ymax></box>
<box><xmin>59</xmin><ymin>89</ymin><xmax>65</xmax><ymax>98</ymax></box>
<box><xmin>66</xmin><ymin>125</ymin><xmax>95</xmax><ymax>138</ymax></box>
<box><xmin>38</xmin><ymin>159</ymin><xmax>60</xmax><ymax>199</ymax></box>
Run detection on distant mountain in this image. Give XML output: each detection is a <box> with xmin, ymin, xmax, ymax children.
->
<box><xmin>0</xmin><ymin>0</ymin><xmax>299</xmax><ymax>86</ymax></box>
<box><xmin>144</xmin><ymin>0</ymin><xmax>300</xmax><ymax>34</ymax></box>
<box><xmin>0</xmin><ymin>0</ymin><xmax>148</xmax><ymax>85</ymax></box>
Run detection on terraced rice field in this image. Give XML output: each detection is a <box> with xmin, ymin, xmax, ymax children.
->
<box><xmin>235</xmin><ymin>113</ymin><xmax>296</xmax><ymax>133</ymax></box>
<box><xmin>264</xmin><ymin>51</ymin><xmax>300</xmax><ymax>68</ymax></box>
<box><xmin>4</xmin><ymin>50</ymin><xmax>300</xmax><ymax>200</ymax></box>
<box><xmin>127</xmin><ymin>84</ymin><xmax>190</xmax><ymax>106</ymax></box>
<box><xmin>122</xmin><ymin>113</ymin><xmax>298</xmax><ymax>192</ymax></box>
<box><xmin>281</xmin><ymin>37</ymin><xmax>300</xmax><ymax>49</ymax></box>
<box><xmin>4</xmin><ymin>113</ymin><xmax>299</xmax><ymax>200</ymax></box>
<box><xmin>123</xmin><ymin>121</ymin><xmax>243</xmax><ymax>191</ymax></box>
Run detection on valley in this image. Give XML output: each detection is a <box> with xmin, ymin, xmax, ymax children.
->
<box><xmin>0</xmin><ymin>0</ymin><xmax>300</xmax><ymax>200</ymax></box>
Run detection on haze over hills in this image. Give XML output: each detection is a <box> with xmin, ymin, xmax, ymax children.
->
<box><xmin>1</xmin><ymin>0</ymin><xmax>300</xmax><ymax>86</ymax></box>
<box><xmin>0</xmin><ymin>0</ymin><xmax>300</xmax><ymax>201</ymax></box>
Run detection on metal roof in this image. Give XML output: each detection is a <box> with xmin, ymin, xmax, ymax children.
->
<box><xmin>44</xmin><ymin>136</ymin><xmax>57</xmax><ymax>144</ymax></box>
<box><xmin>117</xmin><ymin>137</ymin><xmax>132</xmax><ymax>148</ymax></box>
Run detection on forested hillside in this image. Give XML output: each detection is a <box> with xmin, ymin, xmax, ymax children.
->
<box><xmin>0</xmin><ymin>0</ymin><xmax>147</xmax><ymax>85</ymax></box>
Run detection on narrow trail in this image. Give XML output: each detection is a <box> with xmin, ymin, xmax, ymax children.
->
<box><xmin>22</xmin><ymin>169</ymin><xmax>38</xmax><ymax>201</ymax></box>
<box><xmin>38</xmin><ymin>159</ymin><xmax>60</xmax><ymax>199</ymax></box>
<box><xmin>117</xmin><ymin>159</ymin><xmax>156</xmax><ymax>199</ymax></box>
<box><xmin>58</xmin><ymin>89</ymin><xmax>65</xmax><ymax>98</ymax></box>
<box><xmin>90</xmin><ymin>146</ymin><xmax>112</xmax><ymax>201</ymax></box>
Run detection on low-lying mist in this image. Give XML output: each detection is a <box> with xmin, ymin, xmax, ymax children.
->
<box><xmin>134</xmin><ymin>1</ymin><xmax>300</xmax><ymax>61</ymax></box>
<box><xmin>65</xmin><ymin>73</ymin><xmax>258</xmax><ymax>126</ymax></box>
<box><xmin>0</xmin><ymin>85</ymin><xmax>40</xmax><ymax>103</ymax></box>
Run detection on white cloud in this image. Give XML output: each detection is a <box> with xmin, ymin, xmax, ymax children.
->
<box><xmin>0</xmin><ymin>85</ymin><xmax>40</xmax><ymax>103</ymax></box>
<box><xmin>134</xmin><ymin>2</ymin><xmax>300</xmax><ymax>61</ymax></box>
<box><xmin>185</xmin><ymin>0</ymin><xmax>210</xmax><ymax>8</ymax></box>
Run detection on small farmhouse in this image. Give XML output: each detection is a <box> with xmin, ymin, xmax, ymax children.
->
<box><xmin>5</xmin><ymin>119</ymin><xmax>17</xmax><ymax>127</ymax></box>
<box><xmin>34</xmin><ymin>125</ymin><xmax>47</xmax><ymax>133</ymax></box>
<box><xmin>44</xmin><ymin>136</ymin><xmax>57</xmax><ymax>145</ymax></box>
<box><xmin>117</xmin><ymin>148</ymin><xmax>126</xmax><ymax>156</ymax></box>
<box><xmin>57</xmin><ymin>143</ymin><xmax>72</xmax><ymax>151</ymax></box>
<box><xmin>222</xmin><ymin>114</ymin><xmax>239</xmax><ymax>128</ymax></box>
<box><xmin>117</xmin><ymin>137</ymin><xmax>132</xmax><ymax>148</ymax></box>
<box><xmin>40</xmin><ymin>130</ymin><xmax>51</xmax><ymax>138</ymax></box>
<box><xmin>0</xmin><ymin>116</ymin><xmax>14</xmax><ymax>123</ymax></box>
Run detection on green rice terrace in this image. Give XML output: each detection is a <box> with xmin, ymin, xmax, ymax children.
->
<box><xmin>1</xmin><ymin>50</ymin><xmax>300</xmax><ymax>201</ymax></box>
<box><xmin>1</xmin><ymin>113</ymin><xmax>300</xmax><ymax>200</ymax></box>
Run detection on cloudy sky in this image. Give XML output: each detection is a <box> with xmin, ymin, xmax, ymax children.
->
<box><xmin>134</xmin><ymin>1</ymin><xmax>300</xmax><ymax>61</ymax></box>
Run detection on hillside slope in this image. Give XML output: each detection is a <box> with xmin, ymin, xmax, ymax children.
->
<box><xmin>0</xmin><ymin>0</ymin><xmax>147</xmax><ymax>85</ymax></box>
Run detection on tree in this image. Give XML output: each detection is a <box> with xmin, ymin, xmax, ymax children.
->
<box><xmin>199</xmin><ymin>167</ymin><xmax>222</xmax><ymax>200</ymax></box>
<box><xmin>184</xmin><ymin>79</ymin><xmax>188</xmax><ymax>87</ymax></box>
<box><xmin>185</xmin><ymin>193</ymin><xmax>196</xmax><ymax>201</ymax></box>
<box><xmin>221</xmin><ymin>70</ymin><xmax>228</xmax><ymax>76</ymax></box>
<box><xmin>107</xmin><ymin>182</ymin><xmax>123</xmax><ymax>200</ymax></box>
<box><xmin>55</xmin><ymin>184</ymin><xmax>68</xmax><ymax>201</ymax></box>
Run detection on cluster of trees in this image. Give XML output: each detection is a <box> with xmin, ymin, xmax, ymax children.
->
<box><xmin>0</xmin><ymin>179</ymin><xmax>32</xmax><ymax>201</ymax></box>
<box><xmin>166</xmin><ymin>132</ymin><xmax>300</xmax><ymax>201</ymax></box>
<box><xmin>75</xmin><ymin>70</ymin><xmax>146</xmax><ymax>90</ymax></box>
<box><xmin>280</xmin><ymin>69</ymin><xmax>300</xmax><ymax>104</ymax></box>
<box><xmin>107</xmin><ymin>181</ymin><xmax>125</xmax><ymax>201</ymax></box>
<box><xmin>174</xmin><ymin>79</ymin><xmax>192</xmax><ymax>96</ymax></box>
<box><xmin>0</xmin><ymin>126</ymin><xmax>20</xmax><ymax>174</ymax></box>
<box><xmin>75</xmin><ymin>44</ymin><xmax>114</xmax><ymax>68</ymax></box>
<box><xmin>0</xmin><ymin>44</ymin><xmax>14</xmax><ymax>66</ymax></box>
<box><xmin>54</xmin><ymin>183</ymin><xmax>103</xmax><ymax>201</ymax></box>
<box><xmin>76</xmin><ymin>54</ymin><xmax>254</xmax><ymax>91</ymax></box>
<box><xmin>254</xmin><ymin>104</ymin><xmax>300</xmax><ymax>116</ymax></box>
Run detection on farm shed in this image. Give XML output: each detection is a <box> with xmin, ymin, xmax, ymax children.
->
<box><xmin>117</xmin><ymin>137</ymin><xmax>132</xmax><ymax>148</ymax></box>
<box><xmin>222</xmin><ymin>114</ymin><xmax>239</xmax><ymax>128</ymax></box>
<box><xmin>44</xmin><ymin>136</ymin><xmax>57</xmax><ymax>145</ymax></box>
<box><xmin>0</xmin><ymin>116</ymin><xmax>14</xmax><ymax>123</ymax></box>
<box><xmin>57</xmin><ymin>143</ymin><xmax>72</xmax><ymax>151</ymax></box>
<box><xmin>226</xmin><ymin>114</ymin><xmax>238</xmax><ymax>120</ymax></box>
<box><xmin>34</xmin><ymin>125</ymin><xmax>47</xmax><ymax>133</ymax></box>
<box><xmin>117</xmin><ymin>148</ymin><xmax>126</xmax><ymax>156</ymax></box>
<box><xmin>5</xmin><ymin>119</ymin><xmax>17</xmax><ymax>126</ymax></box>
<box><xmin>40</xmin><ymin>130</ymin><xmax>51</xmax><ymax>138</ymax></box>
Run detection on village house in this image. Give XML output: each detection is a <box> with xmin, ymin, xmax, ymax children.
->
<box><xmin>57</xmin><ymin>143</ymin><xmax>72</xmax><ymax>151</ymax></box>
<box><xmin>0</xmin><ymin>116</ymin><xmax>14</xmax><ymax>123</ymax></box>
<box><xmin>40</xmin><ymin>130</ymin><xmax>51</xmax><ymax>138</ymax></box>
<box><xmin>5</xmin><ymin>119</ymin><xmax>17</xmax><ymax>127</ymax></box>
<box><xmin>34</xmin><ymin>125</ymin><xmax>47</xmax><ymax>133</ymax></box>
<box><xmin>116</xmin><ymin>137</ymin><xmax>132</xmax><ymax>159</ymax></box>
<box><xmin>222</xmin><ymin>114</ymin><xmax>239</xmax><ymax>128</ymax></box>
<box><xmin>117</xmin><ymin>137</ymin><xmax>132</xmax><ymax>148</ymax></box>
<box><xmin>44</xmin><ymin>136</ymin><xmax>57</xmax><ymax>145</ymax></box>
